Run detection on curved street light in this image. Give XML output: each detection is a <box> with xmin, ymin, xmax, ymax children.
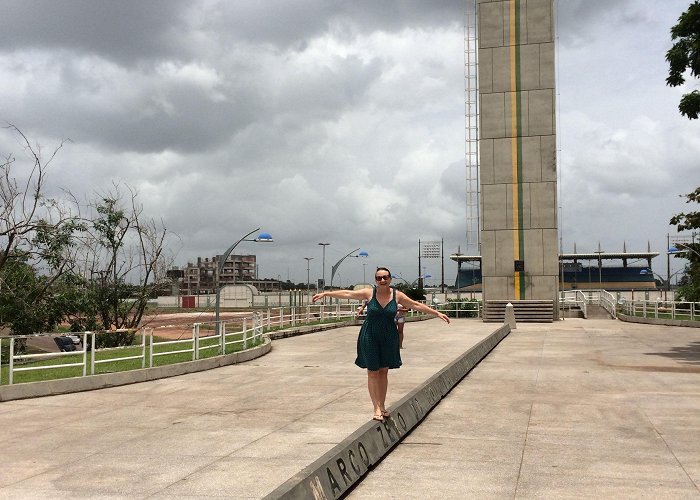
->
<box><xmin>391</xmin><ymin>272</ymin><xmax>431</xmax><ymax>288</ymax></box>
<box><xmin>641</xmin><ymin>267</ymin><xmax>686</xmax><ymax>300</ymax></box>
<box><xmin>215</xmin><ymin>228</ymin><xmax>273</xmax><ymax>338</ymax></box>
<box><xmin>640</xmin><ymin>268</ymin><xmax>685</xmax><ymax>284</ymax></box>
<box><xmin>391</xmin><ymin>273</ymin><xmax>409</xmax><ymax>285</ymax></box>
<box><xmin>411</xmin><ymin>273</ymin><xmax>432</xmax><ymax>287</ymax></box>
<box><xmin>330</xmin><ymin>248</ymin><xmax>368</xmax><ymax>289</ymax></box>
<box><xmin>669</xmin><ymin>243</ymin><xmax>700</xmax><ymax>259</ymax></box>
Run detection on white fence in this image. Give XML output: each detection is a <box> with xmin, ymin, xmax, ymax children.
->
<box><xmin>0</xmin><ymin>301</ymin><xmax>485</xmax><ymax>386</ymax></box>
<box><xmin>618</xmin><ymin>300</ymin><xmax>700</xmax><ymax>322</ymax></box>
<box><xmin>0</xmin><ymin>313</ymin><xmax>271</xmax><ymax>386</ymax></box>
<box><xmin>0</xmin><ymin>303</ymin><xmax>378</xmax><ymax>386</ymax></box>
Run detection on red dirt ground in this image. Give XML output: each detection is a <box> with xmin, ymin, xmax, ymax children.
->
<box><xmin>16</xmin><ymin>311</ymin><xmax>258</xmax><ymax>353</ymax></box>
<box><xmin>138</xmin><ymin>311</ymin><xmax>255</xmax><ymax>339</ymax></box>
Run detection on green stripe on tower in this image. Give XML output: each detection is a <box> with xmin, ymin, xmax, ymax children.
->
<box><xmin>515</xmin><ymin>0</ymin><xmax>525</xmax><ymax>299</ymax></box>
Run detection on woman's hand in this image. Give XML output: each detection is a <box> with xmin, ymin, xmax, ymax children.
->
<box><xmin>437</xmin><ymin>312</ymin><xmax>450</xmax><ymax>323</ymax></box>
<box><xmin>312</xmin><ymin>292</ymin><xmax>324</xmax><ymax>303</ymax></box>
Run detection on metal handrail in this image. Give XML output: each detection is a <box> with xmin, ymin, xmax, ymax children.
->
<box><xmin>560</xmin><ymin>290</ymin><xmax>588</xmax><ymax>318</ymax></box>
<box><xmin>560</xmin><ymin>289</ymin><xmax>618</xmax><ymax>319</ymax></box>
<box><xmin>599</xmin><ymin>290</ymin><xmax>617</xmax><ymax>319</ymax></box>
<box><xmin>0</xmin><ymin>304</ymin><xmax>363</xmax><ymax>386</ymax></box>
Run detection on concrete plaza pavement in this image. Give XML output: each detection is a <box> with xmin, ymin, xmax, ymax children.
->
<box><xmin>0</xmin><ymin>317</ymin><xmax>495</xmax><ymax>499</ymax></box>
<box><xmin>1</xmin><ymin>318</ymin><xmax>699</xmax><ymax>498</ymax></box>
<box><xmin>349</xmin><ymin>319</ymin><xmax>700</xmax><ymax>499</ymax></box>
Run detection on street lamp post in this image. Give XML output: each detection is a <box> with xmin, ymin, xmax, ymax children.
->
<box><xmin>215</xmin><ymin>228</ymin><xmax>273</xmax><ymax>339</ymax></box>
<box><xmin>304</xmin><ymin>257</ymin><xmax>313</xmax><ymax>295</ymax></box>
<box><xmin>594</xmin><ymin>250</ymin><xmax>604</xmax><ymax>289</ymax></box>
<box><xmin>330</xmin><ymin>249</ymin><xmax>368</xmax><ymax>289</ymax></box>
<box><xmin>318</xmin><ymin>243</ymin><xmax>330</xmax><ymax>290</ymax></box>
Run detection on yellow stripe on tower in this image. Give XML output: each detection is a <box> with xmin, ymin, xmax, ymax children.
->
<box><xmin>509</xmin><ymin>0</ymin><xmax>520</xmax><ymax>297</ymax></box>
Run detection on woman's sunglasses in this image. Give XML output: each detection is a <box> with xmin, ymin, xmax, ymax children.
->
<box><xmin>375</xmin><ymin>275</ymin><xmax>391</xmax><ymax>281</ymax></box>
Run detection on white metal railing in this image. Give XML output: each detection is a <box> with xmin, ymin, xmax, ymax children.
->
<box><xmin>149</xmin><ymin>313</ymin><xmax>267</xmax><ymax>365</ymax></box>
<box><xmin>92</xmin><ymin>329</ymin><xmax>148</xmax><ymax>374</ymax></box>
<box><xmin>599</xmin><ymin>290</ymin><xmax>617</xmax><ymax>318</ymax></box>
<box><xmin>7</xmin><ymin>333</ymin><xmax>88</xmax><ymax>385</ymax></box>
<box><xmin>560</xmin><ymin>289</ymin><xmax>616</xmax><ymax>319</ymax></box>
<box><xmin>618</xmin><ymin>300</ymin><xmax>700</xmax><ymax>322</ymax></box>
<box><xmin>264</xmin><ymin>303</ymin><xmax>361</xmax><ymax>330</ymax></box>
<box><xmin>560</xmin><ymin>290</ymin><xmax>588</xmax><ymax>318</ymax></box>
<box><xmin>0</xmin><ymin>305</ymin><xmax>364</xmax><ymax>386</ymax></box>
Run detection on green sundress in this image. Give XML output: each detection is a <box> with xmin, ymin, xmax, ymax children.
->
<box><xmin>355</xmin><ymin>286</ymin><xmax>402</xmax><ymax>370</ymax></box>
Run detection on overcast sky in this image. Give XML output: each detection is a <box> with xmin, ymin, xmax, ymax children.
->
<box><xmin>1</xmin><ymin>0</ymin><xmax>697</xmax><ymax>287</ymax></box>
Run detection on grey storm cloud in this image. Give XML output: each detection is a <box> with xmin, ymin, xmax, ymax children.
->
<box><xmin>0</xmin><ymin>0</ymin><xmax>697</xmax><ymax>285</ymax></box>
<box><xmin>0</xmin><ymin>0</ymin><xmax>192</xmax><ymax>63</ymax></box>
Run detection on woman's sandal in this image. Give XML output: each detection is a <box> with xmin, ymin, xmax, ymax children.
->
<box><xmin>381</xmin><ymin>410</ymin><xmax>390</xmax><ymax>418</ymax></box>
<box><xmin>373</xmin><ymin>413</ymin><xmax>384</xmax><ymax>422</ymax></box>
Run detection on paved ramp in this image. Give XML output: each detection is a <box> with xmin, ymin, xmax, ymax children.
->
<box><xmin>4</xmin><ymin>319</ymin><xmax>698</xmax><ymax>499</ymax></box>
<box><xmin>348</xmin><ymin>320</ymin><xmax>700</xmax><ymax>499</ymax></box>
<box><xmin>0</xmin><ymin>319</ymin><xmax>497</xmax><ymax>498</ymax></box>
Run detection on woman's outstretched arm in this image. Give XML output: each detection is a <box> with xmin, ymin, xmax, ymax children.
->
<box><xmin>395</xmin><ymin>291</ymin><xmax>450</xmax><ymax>324</ymax></box>
<box><xmin>312</xmin><ymin>288</ymin><xmax>372</xmax><ymax>303</ymax></box>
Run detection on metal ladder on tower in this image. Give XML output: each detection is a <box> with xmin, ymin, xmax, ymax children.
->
<box><xmin>464</xmin><ymin>0</ymin><xmax>480</xmax><ymax>256</ymax></box>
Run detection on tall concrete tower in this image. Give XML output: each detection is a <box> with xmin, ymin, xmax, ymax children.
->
<box><xmin>477</xmin><ymin>0</ymin><xmax>558</xmax><ymax>320</ymax></box>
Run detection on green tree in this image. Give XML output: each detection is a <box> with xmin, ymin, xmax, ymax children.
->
<box><xmin>77</xmin><ymin>185</ymin><xmax>175</xmax><ymax>330</ymax></box>
<box><xmin>675</xmin><ymin>262</ymin><xmax>700</xmax><ymax>302</ymax></box>
<box><xmin>1</xmin><ymin>125</ymin><xmax>86</xmax><ymax>335</ymax></box>
<box><xmin>666</xmin><ymin>1</ymin><xmax>700</xmax><ymax>119</ymax></box>
<box><xmin>394</xmin><ymin>282</ymin><xmax>426</xmax><ymax>301</ymax></box>
<box><xmin>0</xmin><ymin>256</ymin><xmax>94</xmax><ymax>335</ymax></box>
<box><xmin>669</xmin><ymin>189</ymin><xmax>700</xmax><ymax>301</ymax></box>
<box><xmin>670</xmin><ymin>187</ymin><xmax>700</xmax><ymax>232</ymax></box>
<box><xmin>667</xmin><ymin>3</ymin><xmax>700</xmax><ymax>300</ymax></box>
<box><xmin>670</xmin><ymin>190</ymin><xmax>700</xmax><ymax>301</ymax></box>
<box><xmin>1</xmin><ymin>127</ymin><xmax>174</xmax><ymax>339</ymax></box>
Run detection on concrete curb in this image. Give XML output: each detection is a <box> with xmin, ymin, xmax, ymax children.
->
<box><xmin>263</xmin><ymin>324</ymin><xmax>511</xmax><ymax>500</ymax></box>
<box><xmin>618</xmin><ymin>313</ymin><xmax>700</xmax><ymax>328</ymax></box>
<box><xmin>0</xmin><ymin>338</ymin><xmax>271</xmax><ymax>402</ymax></box>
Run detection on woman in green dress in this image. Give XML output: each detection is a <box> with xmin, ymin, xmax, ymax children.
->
<box><xmin>312</xmin><ymin>267</ymin><xmax>450</xmax><ymax>422</ymax></box>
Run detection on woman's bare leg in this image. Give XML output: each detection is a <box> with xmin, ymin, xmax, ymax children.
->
<box><xmin>367</xmin><ymin>368</ymin><xmax>390</xmax><ymax>418</ymax></box>
<box><xmin>377</xmin><ymin>367</ymin><xmax>389</xmax><ymax>415</ymax></box>
<box><xmin>367</xmin><ymin>369</ymin><xmax>382</xmax><ymax>418</ymax></box>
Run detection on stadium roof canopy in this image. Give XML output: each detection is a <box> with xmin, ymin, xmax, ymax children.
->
<box><xmin>450</xmin><ymin>252</ymin><xmax>660</xmax><ymax>263</ymax></box>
